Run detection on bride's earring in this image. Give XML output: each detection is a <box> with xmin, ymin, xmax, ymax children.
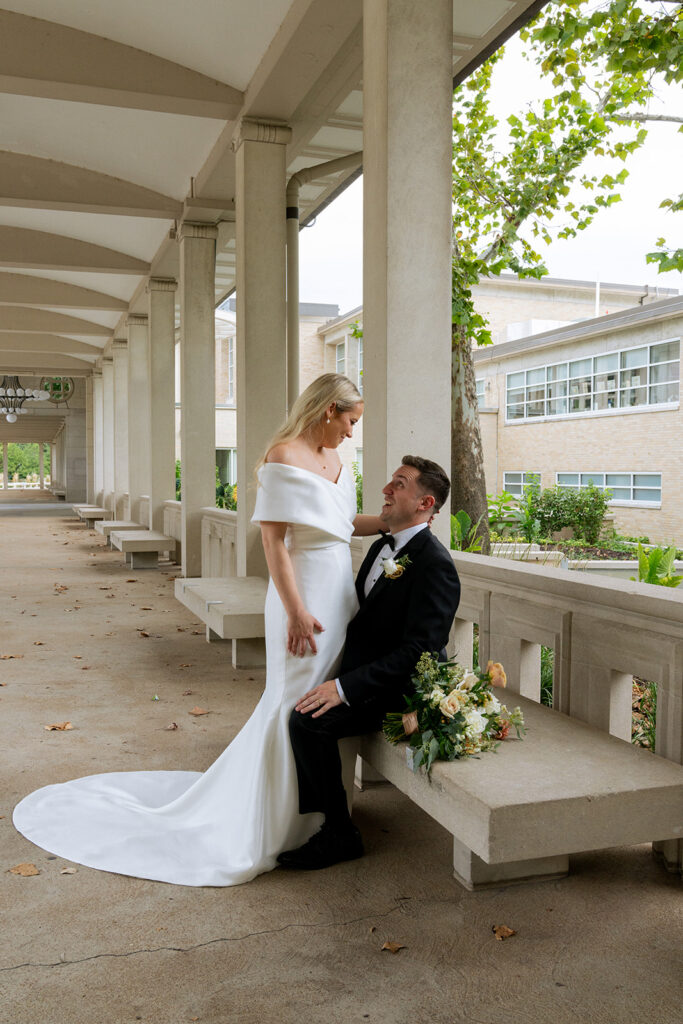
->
<box><xmin>326</xmin><ymin>417</ymin><xmax>330</xmax><ymax>424</ymax></box>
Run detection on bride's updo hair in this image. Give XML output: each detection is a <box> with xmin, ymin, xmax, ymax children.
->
<box><xmin>257</xmin><ymin>373</ymin><xmax>362</xmax><ymax>470</ymax></box>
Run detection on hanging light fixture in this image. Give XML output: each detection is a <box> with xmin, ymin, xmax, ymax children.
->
<box><xmin>0</xmin><ymin>375</ymin><xmax>50</xmax><ymax>424</ymax></box>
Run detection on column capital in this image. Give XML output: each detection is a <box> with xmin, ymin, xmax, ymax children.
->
<box><xmin>91</xmin><ymin>369</ymin><xmax>102</xmax><ymax>377</ymax></box>
<box><xmin>147</xmin><ymin>277</ymin><xmax>177</xmax><ymax>293</ymax></box>
<box><xmin>231</xmin><ymin>118</ymin><xmax>292</xmax><ymax>152</ymax></box>
<box><xmin>112</xmin><ymin>339</ymin><xmax>127</xmax><ymax>349</ymax></box>
<box><xmin>102</xmin><ymin>355</ymin><xmax>113</xmax><ymax>364</ymax></box>
<box><xmin>178</xmin><ymin>221</ymin><xmax>218</xmax><ymax>242</ymax></box>
<box><xmin>126</xmin><ymin>314</ymin><xmax>148</xmax><ymax>328</ymax></box>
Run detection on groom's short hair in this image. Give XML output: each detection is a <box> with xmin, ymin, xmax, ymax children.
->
<box><xmin>402</xmin><ymin>455</ymin><xmax>450</xmax><ymax>512</ymax></box>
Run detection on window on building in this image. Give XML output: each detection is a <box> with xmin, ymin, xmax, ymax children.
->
<box><xmin>357</xmin><ymin>337</ymin><xmax>363</xmax><ymax>395</ymax></box>
<box><xmin>556</xmin><ymin>471</ymin><xmax>662</xmax><ymax>505</ymax></box>
<box><xmin>227</xmin><ymin>337</ymin><xmax>235</xmax><ymax>404</ymax></box>
<box><xmin>503</xmin><ymin>472</ymin><xmax>540</xmax><ymax>497</ymax></box>
<box><xmin>354</xmin><ymin>448</ymin><xmax>363</xmax><ymax>474</ymax></box>
<box><xmin>476</xmin><ymin>378</ymin><xmax>485</xmax><ymax>409</ymax></box>
<box><xmin>505</xmin><ymin>339</ymin><xmax>680</xmax><ymax>421</ymax></box>
<box><xmin>336</xmin><ymin>341</ymin><xmax>346</xmax><ymax>376</ymax></box>
<box><xmin>216</xmin><ymin>448</ymin><xmax>237</xmax><ymax>486</ymax></box>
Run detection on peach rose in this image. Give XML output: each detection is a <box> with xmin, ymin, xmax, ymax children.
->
<box><xmin>486</xmin><ymin>661</ymin><xmax>507</xmax><ymax>688</ymax></box>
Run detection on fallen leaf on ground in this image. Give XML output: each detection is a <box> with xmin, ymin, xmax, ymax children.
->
<box><xmin>0</xmin><ymin>682</ymin><xmax>6</xmax><ymax>686</ymax></box>
<box><xmin>182</xmin><ymin>690</ymin><xmax>194</xmax><ymax>696</ymax></box>
<box><xmin>191</xmin><ymin>630</ymin><xmax>202</xmax><ymax>635</ymax></box>
<box><xmin>177</xmin><ymin>627</ymin><xmax>186</xmax><ymax>632</ymax></box>
<box><xmin>381</xmin><ymin>941</ymin><xmax>406</xmax><ymax>954</ymax></box>
<box><xmin>9</xmin><ymin>862</ymin><xmax>40</xmax><ymax>876</ymax></box>
<box><xmin>189</xmin><ymin>706</ymin><xmax>209</xmax><ymax>716</ymax></box>
<box><xmin>81</xmin><ymin>666</ymin><xmax>90</xmax><ymax>671</ymax></box>
<box><xmin>60</xmin><ymin>867</ymin><xmax>77</xmax><ymax>875</ymax></box>
<box><xmin>369</xmin><ymin>926</ymin><xmax>376</xmax><ymax>933</ymax></box>
<box><xmin>152</xmin><ymin>694</ymin><xmax>160</xmax><ymax>701</ymax></box>
<box><xmin>33</xmin><ymin>641</ymin><xmax>45</xmax><ymax>646</ymax></box>
<box><xmin>73</xmin><ymin>656</ymin><xmax>82</xmax><ymax>659</ymax></box>
<box><xmin>138</xmin><ymin>631</ymin><xmax>150</xmax><ymax>638</ymax></box>
<box><xmin>54</xmin><ymin>584</ymin><xmax>68</xmax><ymax>592</ymax></box>
<box><xmin>106</xmin><ymin>594</ymin><xmax>115</xmax><ymax>598</ymax></box>
<box><xmin>99</xmin><ymin>587</ymin><xmax>111</xmax><ymax>591</ymax></box>
<box><xmin>179</xmin><ymin>663</ymin><xmax>191</xmax><ymax>668</ymax></box>
<box><xmin>44</xmin><ymin>722</ymin><xmax>73</xmax><ymax>731</ymax></box>
<box><xmin>165</xmin><ymin>722</ymin><xmax>179</xmax><ymax>731</ymax></box>
<box><xmin>0</xmin><ymin>654</ymin><xmax>23</xmax><ymax>660</ymax></box>
<box><xmin>492</xmin><ymin>925</ymin><xmax>517</xmax><ymax>941</ymax></box>
<box><xmin>126</xmin><ymin>578</ymin><xmax>138</xmax><ymax>583</ymax></box>
<box><xmin>141</xmin><ymin>607</ymin><xmax>153</xmax><ymax>611</ymax></box>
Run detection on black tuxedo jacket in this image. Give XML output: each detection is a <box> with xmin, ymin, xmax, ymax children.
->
<box><xmin>338</xmin><ymin>527</ymin><xmax>460</xmax><ymax>715</ymax></box>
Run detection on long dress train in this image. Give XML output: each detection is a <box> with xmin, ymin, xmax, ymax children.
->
<box><xmin>13</xmin><ymin>464</ymin><xmax>359</xmax><ymax>886</ymax></box>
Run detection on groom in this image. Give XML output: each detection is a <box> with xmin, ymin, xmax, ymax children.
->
<box><xmin>278</xmin><ymin>455</ymin><xmax>461</xmax><ymax>870</ymax></box>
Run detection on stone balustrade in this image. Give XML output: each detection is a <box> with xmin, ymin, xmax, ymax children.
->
<box><xmin>163</xmin><ymin>499</ymin><xmax>182</xmax><ymax>540</ymax></box>
<box><xmin>201</xmin><ymin>507</ymin><xmax>237</xmax><ymax>577</ymax></box>
<box><xmin>139</xmin><ymin>495</ymin><xmax>150</xmax><ymax>524</ymax></box>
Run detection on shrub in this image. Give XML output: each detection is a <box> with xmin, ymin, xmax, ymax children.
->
<box><xmin>526</xmin><ymin>483</ymin><xmax>611</xmax><ymax>544</ymax></box>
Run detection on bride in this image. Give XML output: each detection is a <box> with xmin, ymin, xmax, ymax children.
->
<box><xmin>13</xmin><ymin>373</ymin><xmax>382</xmax><ymax>886</ymax></box>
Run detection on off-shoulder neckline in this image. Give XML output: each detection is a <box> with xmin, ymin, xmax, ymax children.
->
<box><xmin>261</xmin><ymin>462</ymin><xmax>346</xmax><ymax>486</ymax></box>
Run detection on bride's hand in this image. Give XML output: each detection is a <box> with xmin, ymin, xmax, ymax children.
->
<box><xmin>287</xmin><ymin>609</ymin><xmax>324</xmax><ymax>657</ymax></box>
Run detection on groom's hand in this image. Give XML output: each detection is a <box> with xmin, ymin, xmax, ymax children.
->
<box><xmin>295</xmin><ymin>680</ymin><xmax>341</xmax><ymax>718</ymax></box>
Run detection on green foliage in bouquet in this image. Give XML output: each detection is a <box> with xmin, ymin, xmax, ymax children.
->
<box><xmin>383</xmin><ymin>653</ymin><xmax>525</xmax><ymax>775</ymax></box>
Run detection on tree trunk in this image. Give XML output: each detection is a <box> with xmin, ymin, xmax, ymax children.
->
<box><xmin>451</xmin><ymin>321</ymin><xmax>490</xmax><ymax>553</ymax></box>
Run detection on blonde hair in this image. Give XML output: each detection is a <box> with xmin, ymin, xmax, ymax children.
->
<box><xmin>257</xmin><ymin>373</ymin><xmax>362</xmax><ymax>471</ymax></box>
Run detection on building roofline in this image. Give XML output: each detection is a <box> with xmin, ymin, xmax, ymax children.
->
<box><xmin>318</xmin><ymin>305</ymin><xmax>363</xmax><ymax>334</ymax></box>
<box><xmin>473</xmin><ymin>274</ymin><xmax>678</xmax><ymax>297</ymax></box>
<box><xmin>474</xmin><ymin>294</ymin><xmax>683</xmax><ymax>365</ymax></box>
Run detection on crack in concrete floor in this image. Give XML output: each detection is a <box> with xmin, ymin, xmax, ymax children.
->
<box><xmin>1</xmin><ymin>902</ymin><xmax>404</xmax><ymax>972</ymax></box>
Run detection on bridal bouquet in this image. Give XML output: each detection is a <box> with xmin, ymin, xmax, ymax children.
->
<box><xmin>383</xmin><ymin>653</ymin><xmax>525</xmax><ymax>775</ymax></box>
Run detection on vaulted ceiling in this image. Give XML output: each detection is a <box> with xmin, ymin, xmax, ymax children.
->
<box><xmin>0</xmin><ymin>0</ymin><xmax>544</xmax><ymax>398</ymax></box>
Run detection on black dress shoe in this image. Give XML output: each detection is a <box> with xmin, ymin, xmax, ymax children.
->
<box><xmin>277</xmin><ymin>823</ymin><xmax>364</xmax><ymax>870</ymax></box>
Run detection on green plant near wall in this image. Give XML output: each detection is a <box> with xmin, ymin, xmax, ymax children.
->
<box><xmin>632</xmin><ymin>543</ymin><xmax>682</xmax><ymax>588</ymax></box>
<box><xmin>450</xmin><ymin>510</ymin><xmax>483</xmax><ymax>552</ymax></box>
<box><xmin>352</xmin><ymin>462</ymin><xmax>363</xmax><ymax>513</ymax></box>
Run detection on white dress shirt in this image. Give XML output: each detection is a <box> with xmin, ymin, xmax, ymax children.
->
<box><xmin>335</xmin><ymin>522</ymin><xmax>429</xmax><ymax>705</ymax></box>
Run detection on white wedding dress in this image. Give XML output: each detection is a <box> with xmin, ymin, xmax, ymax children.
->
<box><xmin>13</xmin><ymin>464</ymin><xmax>359</xmax><ymax>886</ymax></box>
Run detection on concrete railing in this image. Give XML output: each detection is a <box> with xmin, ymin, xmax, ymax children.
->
<box><xmin>139</xmin><ymin>495</ymin><xmax>150</xmax><ymax>524</ymax></box>
<box><xmin>163</xmin><ymin>500</ymin><xmax>182</xmax><ymax>542</ymax></box>
<box><xmin>201</xmin><ymin>507</ymin><xmax>237</xmax><ymax>577</ymax></box>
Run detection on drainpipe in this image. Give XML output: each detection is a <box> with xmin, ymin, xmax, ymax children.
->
<box><xmin>286</xmin><ymin>151</ymin><xmax>363</xmax><ymax>408</ymax></box>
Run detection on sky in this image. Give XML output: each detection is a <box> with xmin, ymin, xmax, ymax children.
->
<box><xmin>298</xmin><ymin>29</ymin><xmax>682</xmax><ymax>317</ymax></box>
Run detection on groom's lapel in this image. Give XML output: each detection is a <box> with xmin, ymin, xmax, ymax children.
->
<box><xmin>362</xmin><ymin>528</ymin><xmax>432</xmax><ymax>608</ymax></box>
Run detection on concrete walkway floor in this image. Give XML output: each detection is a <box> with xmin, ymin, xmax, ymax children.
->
<box><xmin>1</xmin><ymin>510</ymin><xmax>681</xmax><ymax>1024</ymax></box>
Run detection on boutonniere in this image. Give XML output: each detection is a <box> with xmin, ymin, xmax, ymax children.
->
<box><xmin>381</xmin><ymin>554</ymin><xmax>411</xmax><ymax>579</ymax></box>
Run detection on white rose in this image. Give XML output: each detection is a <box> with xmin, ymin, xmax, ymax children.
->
<box><xmin>464</xmin><ymin>708</ymin><xmax>487</xmax><ymax>737</ymax></box>
<box><xmin>457</xmin><ymin>672</ymin><xmax>479</xmax><ymax>692</ymax></box>
<box><xmin>382</xmin><ymin>557</ymin><xmax>398</xmax><ymax>574</ymax></box>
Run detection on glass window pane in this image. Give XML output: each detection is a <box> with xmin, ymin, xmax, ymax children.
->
<box><xmin>505</xmin><ymin>473</ymin><xmax>522</xmax><ymax>484</ymax></box>
<box><xmin>557</xmin><ymin>473</ymin><xmax>579</xmax><ymax>486</ymax></box>
<box><xmin>633</xmin><ymin>474</ymin><xmax>661</xmax><ymax>487</ymax></box>
<box><xmin>581</xmin><ymin>473</ymin><xmax>604</xmax><ymax>487</ymax></box>
<box><xmin>594</xmin><ymin>390</ymin><xmax>618</xmax><ymax>410</ymax></box>
<box><xmin>609</xmin><ymin>488</ymin><xmax>631</xmax><ymax>500</ymax></box>
<box><xmin>526</xmin><ymin>367</ymin><xmax>545</xmax><ymax>385</ymax></box>
<box><xmin>548</xmin><ymin>398</ymin><xmax>567</xmax><ymax>415</ymax></box>
<box><xmin>547</xmin><ymin>363</ymin><xmax>567</xmax><ymax>381</ymax></box>
<box><xmin>634</xmin><ymin>488</ymin><xmax>661</xmax><ymax>502</ymax></box>
<box><xmin>649</xmin><ymin>382</ymin><xmax>679</xmax><ymax>404</ymax></box>
<box><xmin>507</xmin><ymin>399</ymin><xmax>525</xmax><ymax>419</ymax></box>
<box><xmin>620</xmin><ymin>368</ymin><xmax>645</xmax><ymax>388</ymax></box>
<box><xmin>621</xmin><ymin>347</ymin><xmax>647</xmax><ymax>369</ymax></box>
<box><xmin>508</xmin><ymin>371</ymin><xmax>525</xmax><ymax>388</ymax></box>
<box><xmin>650</xmin><ymin>361</ymin><xmax>679</xmax><ymax>384</ymax></box>
<box><xmin>526</xmin><ymin>399</ymin><xmax>545</xmax><ymax>417</ymax></box>
<box><xmin>569</xmin><ymin>391</ymin><xmax>592</xmax><ymax>412</ymax></box>
<box><xmin>620</xmin><ymin>386</ymin><xmax>647</xmax><ymax>407</ymax></box>
<box><xmin>606</xmin><ymin>474</ymin><xmax>630</xmax><ymax>487</ymax></box>
<box><xmin>569</xmin><ymin>358</ymin><xmax>592</xmax><ymax>377</ymax></box>
<box><xmin>547</xmin><ymin>380</ymin><xmax>567</xmax><ymax>399</ymax></box>
<box><xmin>594</xmin><ymin>353</ymin><xmax>618</xmax><ymax>372</ymax></box>
<box><xmin>650</xmin><ymin>340</ymin><xmax>679</xmax><ymax>364</ymax></box>
<box><xmin>594</xmin><ymin>370</ymin><xmax>618</xmax><ymax>392</ymax></box>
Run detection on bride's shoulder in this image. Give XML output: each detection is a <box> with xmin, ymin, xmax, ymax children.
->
<box><xmin>265</xmin><ymin>442</ymin><xmax>304</xmax><ymax>467</ymax></box>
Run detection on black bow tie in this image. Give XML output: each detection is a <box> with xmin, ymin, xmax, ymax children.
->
<box><xmin>379</xmin><ymin>531</ymin><xmax>395</xmax><ymax>550</ymax></box>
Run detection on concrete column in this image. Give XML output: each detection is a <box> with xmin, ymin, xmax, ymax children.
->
<box><xmin>233</xmin><ymin>118</ymin><xmax>290</xmax><ymax>580</ymax></box>
<box><xmin>50</xmin><ymin>443</ymin><xmax>55</xmax><ymax>489</ymax></box>
<box><xmin>147</xmin><ymin>278</ymin><xmax>177</xmax><ymax>532</ymax></box>
<box><xmin>178</xmin><ymin>222</ymin><xmax>217</xmax><ymax>577</ymax></box>
<box><xmin>85</xmin><ymin>375</ymin><xmax>95</xmax><ymax>504</ymax></box>
<box><xmin>126</xmin><ymin>314</ymin><xmax>151</xmax><ymax>525</ymax></box>
<box><xmin>102</xmin><ymin>357</ymin><xmax>115</xmax><ymax>511</ymax></box>
<box><xmin>362</xmin><ymin>0</ymin><xmax>453</xmax><ymax>546</ymax></box>
<box><xmin>232</xmin><ymin>118</ymin><xmax>290</xmax><ymax>667</ymax></box>
<box><xmin>2</xmin><ymin>442</ymin><xmax>8</xmax><ymax>489</ymax></box>
<box><xmin>39</xmin><ymin>443</ymin><xmax>44</xmax><ymax>490</ymax></box>
<box><xmin>112</xmin><ymin>339</ymin><xmax>129</xmax><ymax>518</ymax></box>
<box><xmin>93</xmin><ymin>371</ymin><xmax>104</xmax><ymax>502</ymax></box>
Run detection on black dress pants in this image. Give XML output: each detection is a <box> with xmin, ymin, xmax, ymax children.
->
<box><xmin>289</xmin><ymin>703</ymin><xmax>385</xmax><ymax>820</ymax></box>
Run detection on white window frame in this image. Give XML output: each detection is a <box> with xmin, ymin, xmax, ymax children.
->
<box><xmin>357</xmin><ymin>337</ymin><xmax>363</xmax><ymax>395</ymax></box>
<box><xmin>476</xmin><ymin>377</ymin><xmax>485</xmax><ymax>409</ymax></box>
<box><xmin>354</xmin><ymin>448</ymin><xmax>363</xmax><ymax>474</ymax></box>
<box><xmin>216</xmin><ymin>448</ymin><xmax>238</xmax><ymax>486</ymax></box>
<box><xmin>555</xmin><ymin>471</ymin><xmax>662</xmax><ymax>507</ymax></box>
<box><xmin>336</xmin><ymin>341</ymin><xmax>346</xmax><ymax>376</ymax></box>
<box><xmin>227</xmin><ymin>337</ymin><xmax>235</xmax><ymax>405</ymax></box>
<box><xmin>505</xmin><ymin>338</ymin><xmax>680</xmax><ymax>424</ymax></box>
<box><xmin>503</xmin><ymin>471</ymin><xmax>540</xmax><ymax>497</ymax></box>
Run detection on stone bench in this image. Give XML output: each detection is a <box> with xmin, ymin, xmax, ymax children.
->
<box><xmin>53</xmin><ymin>490</ymin><xmax>66</xmax><ymax>501</ymax></box>
<box><xmin>75</xmin><ymin>506</ymin><xmax>109</xmax><ymax>528</ymax></box>
<box><xmin>110</xmin><ymin>529</ymin><xmax>176</xmax><ymax>569</ymax></box>
<box><xmin>175</xmin><ymin>576</ymin><xmax>267</xmax><ymax>643</ymax></box>
<box><xmin>347</xmin><ymin>692</ymin><xmax>683</xmax><ymax>890</ymax></box>
<box><xmin>94</xmin><ymin>520</ymin><xmax>143</xmax><ymax>546</ymax></box>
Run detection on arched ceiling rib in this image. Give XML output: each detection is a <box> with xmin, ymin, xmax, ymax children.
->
<box><xmin>0</xmin><ymin>10</ymin><xmax>244</xmax><ymax>118</ymax></box>
<box><xmin>0</xmin><ymin>226</ymin><xmax>150</xmax><ymax>274</ymax></box>
<box><xmin>0</xmin><ymin>273</ymin><xmax>126</xmax><ymax>310</ymax></box>
<box><xmin>0</xmin><ymin>334</ymin><xmax>102</xmax><ymax>355</ymax></box>
<box><xmin>0</xmin><ymin>307</ymin><xmax>112</xmax><ymax>336</ymax></box>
